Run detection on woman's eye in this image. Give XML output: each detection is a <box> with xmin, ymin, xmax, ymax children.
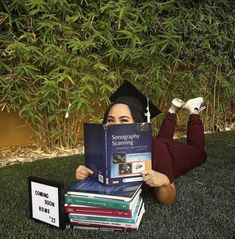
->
<box><xmin>120</xmin><ymin>119</ymin><xmax>129</xmax><ymax>123</ymax></box>
<box><xmin>107</xmin><ymin>119</ymin><xmax>114</xmax><ymax>123</ymax></box>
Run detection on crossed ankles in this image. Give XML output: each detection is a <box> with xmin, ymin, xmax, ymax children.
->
<box><xmin>169</xmin><ymin>97</ymin><xmax>205</xmax><ymax>114</ymax></box>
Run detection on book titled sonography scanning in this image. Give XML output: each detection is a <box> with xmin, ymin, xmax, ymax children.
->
<box><xmin>84</xmin><ymin>123</ymin><xmax>152</xmax><ymax>186</ymax></box>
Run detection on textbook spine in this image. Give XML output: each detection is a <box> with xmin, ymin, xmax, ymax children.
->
<box><xmin>64</xmin><ymin>194</ymin><xmax>131</xmax><ymax>210</ymax></box>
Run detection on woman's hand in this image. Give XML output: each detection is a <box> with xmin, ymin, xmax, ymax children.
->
<box><xmin>141</xmin><ymin>170</ymin><xmax>170</xmax><ymax>187</ymax></box>
<box><xmin>141</xmin><ymin>169</ymin><xmax>176</xmax><ymax>204</ymax></box>
<box><xmin>75</xmin><ymin>165</ymin><xmax>93</xmax><ymax>181</ymax></box>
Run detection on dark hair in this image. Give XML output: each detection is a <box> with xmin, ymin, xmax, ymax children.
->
<box><xmin>102</xmin><ymin>96</ymin><xmax>145</xmax><ymax>124</ymax></box>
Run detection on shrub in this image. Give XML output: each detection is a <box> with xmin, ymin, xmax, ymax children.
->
<box><xmin>0</xmin><ymin>0</ymin><xmax>234</xmax><ymax>149</ymax></box>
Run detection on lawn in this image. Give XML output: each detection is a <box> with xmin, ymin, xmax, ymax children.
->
<box><xmin>0</xmin><ymin>131</ymin><xmax>234</xmax><ymax>239</ymax></box>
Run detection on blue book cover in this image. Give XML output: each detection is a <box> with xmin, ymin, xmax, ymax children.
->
<box><xmin>84</xmin><ymin>123</ymin><xmax>152</xmax><ymax>186</ymax></box>
<box><xmin>67</xmin><ymin>178</ymin><xmax>142</xmax><ymax>201</ymax></box>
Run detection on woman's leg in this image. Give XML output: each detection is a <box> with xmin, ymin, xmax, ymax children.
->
<box><xmin>166</xmin><ymin>100</ymin><xmax>207</xmax><ymax>176</ymax></box>
<box><xmin>157</xmin><ymin>113</ymin><xmax>177</xmax><ymax>139</ymax></box>
<box><xmin>155</xmin><ymin>98</ymin><xmax>207</xmax><ymax>179</ymax></box>
<box><xmin>157</xmin><ymin>98</ymin><xmax>185</xmax><ymax>139</ymax></box>
<box><xmin>187</xmin><ymin>114</ymin><xmax>207</xmax><ymax>159</ymax></box>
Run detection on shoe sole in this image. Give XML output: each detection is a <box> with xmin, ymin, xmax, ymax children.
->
<box><xmin>172</xmin><ymin>98</ymin><xmax>185</xmax><ymax>108</ymax></box>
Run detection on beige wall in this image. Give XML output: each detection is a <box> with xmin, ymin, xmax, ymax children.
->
<box><xmin>0</xmin><ymin>111</ymin><xmax>33</xmax><ymax>147</ymax></box>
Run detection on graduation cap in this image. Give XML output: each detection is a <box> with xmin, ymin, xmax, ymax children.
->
<box><xmin>109</xmin><ymin>80</ymin><xmax>161</xmax><ymax>122</ymax></box>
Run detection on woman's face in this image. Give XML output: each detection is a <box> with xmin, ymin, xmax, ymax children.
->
<box><xmin>106</xmin><ymin>103</ymin><xmax>134</xmax><ymax>124</ymax></box>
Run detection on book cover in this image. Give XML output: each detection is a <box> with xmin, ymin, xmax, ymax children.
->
<box><xmin>84</xmin><ymin>122</ymin><xmax>152</xmax><ymax>186</ymax></box>
<box><xmin>64</xmin><ymin>188</ymin><xmax>142</xmax><ymax>210</ymax></box>
<box><xmin>67</xmin><ymin>177</ymin><xmax>142</xmax><ymax>201</ymax></box>
<box><xmin>64</xmin><ymin>204</ymin><xmax>133</xmax><ymax>218</ymax></box>
<box><xmin>68</xmin><ymin>197</ymin><xmax>143</xmax><ymax>224</ymax></box>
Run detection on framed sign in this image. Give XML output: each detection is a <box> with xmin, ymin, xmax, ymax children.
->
<box><xmin>28</xmin><ymin>176</ymin><xmax>65</xmax><ymax>229</ymax></box>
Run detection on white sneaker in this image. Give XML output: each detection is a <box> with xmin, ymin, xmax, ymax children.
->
<box><xmin>172</xmin><ymin>98</ymin><xmax>185</xmax><ymax>108</ymax></box>
<box><xmin>183</xmin><ymin>97</ymin><xmax>205</xmax><ymax>113</ymax></box>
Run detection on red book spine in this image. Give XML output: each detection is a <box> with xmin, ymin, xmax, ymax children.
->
<box><xmin>64</xmin><ymin>205</ymin><xmax>132</xmax><ymax>218</ymax></box>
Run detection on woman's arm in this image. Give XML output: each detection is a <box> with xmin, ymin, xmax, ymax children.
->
<box><xmin>141</xmin><ymin>170</ymin><xmax>176</xmax><ymax>204</ymax></box>
<box><xmin>154</xmin><ymin>183</ymin><xmax>176</xmax><ymax>205</ymax></box>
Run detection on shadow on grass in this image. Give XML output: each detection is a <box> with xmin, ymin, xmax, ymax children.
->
<box><xmin>0</xmin><ymin>131</ymin><xmax>234</xmax><ymax>239</ymax></box>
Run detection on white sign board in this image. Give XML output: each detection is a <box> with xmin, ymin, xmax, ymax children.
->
<box><xmin>28</xmin><ymin>177</ymin><xmax>65</xmax><ymax>229</ymax></box>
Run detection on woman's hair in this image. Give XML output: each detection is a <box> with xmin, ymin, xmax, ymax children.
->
<box><xmin>102</xmin><ymin>96</ymin><xmax>145</xmax><ymax>124</ymax></box>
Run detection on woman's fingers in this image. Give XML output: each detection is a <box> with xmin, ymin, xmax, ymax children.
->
<box><xmin>76</xmin><ymin>165</ymin><xmax>93</xmax><ymax>175</ymax></box>
<box><xmin>141</xmin><ymin>170</ymin><xmax>160</xmax><ymax>187</ymax></box>
<box><xmin>141</xmin><ymin>169</ymin><xmax>171</xmax><ymax>187</ymax></box>
<box><xmin>143</xmin><ymin>174</ymin><xmax>151</xmax><ymax>181</ymax></box>
<box><xmin>141</xmin><ymin>170</ymin><xmax>152</xmax><ymax>181</ymax></box>
<box><xmin>76</xmin><ymin>171</ymin><xmax>88</xmax><ymax>180</ymax></box>
<box><xmin>75</xmin><ymin>170</ymin><xmax>85</xmax><ymax>180</ymax></box>
<box><xmin>85</xmin><ymin>167</ymin><xmax>93</xmax><ymax>175</ymax></box>
<box><xmin>75</xmin><ymin>165</ymin><xmax>93</xmax><ymax>180</ymax></box>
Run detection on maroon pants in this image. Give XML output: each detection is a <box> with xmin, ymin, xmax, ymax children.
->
<box><xmin>152</xmin><ymin>113</ymin><xmax>207</xmax><ymax>183</ymax></box>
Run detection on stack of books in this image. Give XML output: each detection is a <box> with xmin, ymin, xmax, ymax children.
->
<box><xmin>64</xmin><ymin>178</ymin><xmax>145</xmax><ymax>231</ymax></box>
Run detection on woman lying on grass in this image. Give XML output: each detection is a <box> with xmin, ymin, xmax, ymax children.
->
<box><xmin>75</xmin><ymin>81</ymin><xmax>207</xmax><ymax>205</ymax></box>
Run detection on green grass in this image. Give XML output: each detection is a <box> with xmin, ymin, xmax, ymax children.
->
<box><xmin>0</xmin><ymin>131</ymin><xmax>234</xmax><ymax>239</ymax></box>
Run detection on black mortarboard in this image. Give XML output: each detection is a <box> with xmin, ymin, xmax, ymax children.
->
<box><xmin>109</xmin><ymin>80</ymin><xmax>161</xmax><ymax>122</ymax></box>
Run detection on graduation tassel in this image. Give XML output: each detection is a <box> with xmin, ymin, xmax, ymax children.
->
<box><xmin>145</xmin><ymin>98</ymin><xmax>151</xmax><ymax>123</ymax></box>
